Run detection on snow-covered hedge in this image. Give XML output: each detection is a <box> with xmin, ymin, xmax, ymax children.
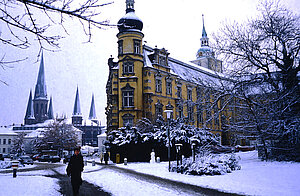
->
<box><xmin>0</xmin><ymin>161</ymin><xmax>12</xmax><ymax>169</ymax></box>
<box><xmin>171</xmin><ymin>153</ymin><xmax>241</xmax><ymax>175</ymax></box>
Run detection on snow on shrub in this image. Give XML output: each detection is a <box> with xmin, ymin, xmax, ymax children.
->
<box><xmin>0</xmin><ymin>161</ymin><xmax>12</xmax><ymax>169</ymax></box>
<box><xmin>171</xmin><ymin>153</ymin><xmax>241</xmax><ymax>175</ymax></box>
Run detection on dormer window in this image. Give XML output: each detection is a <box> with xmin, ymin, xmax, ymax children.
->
<box><xmin>134</xmin><ymin>40</ymin><xmax>141</xmax><ymax>54</ymax></box>
<box><xmin>159</xmin><ymin>56</ymin><xmax>166</xmax><ymax>66</ymax></box>
<box><xmin>123</xmin><ymin>61</ymin><xmax>134</xmax><ymax>74</ymax></box>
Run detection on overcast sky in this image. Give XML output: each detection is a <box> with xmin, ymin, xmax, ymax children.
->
<box><xmin>0</xmin><ymin>0</ymin><xmax>299</xmax><ymax>126</ymax></box>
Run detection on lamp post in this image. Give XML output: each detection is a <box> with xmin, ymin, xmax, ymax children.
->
<box><xmin>164</xmin><ymin>109</ymin><xmax>173</xmax><ymax>172</ymax></box>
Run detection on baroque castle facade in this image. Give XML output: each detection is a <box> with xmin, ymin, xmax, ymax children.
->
<box><xmin>106</xmin><ymin>0</ymin><xmax>232</xmax><ymax>142</ymax></box>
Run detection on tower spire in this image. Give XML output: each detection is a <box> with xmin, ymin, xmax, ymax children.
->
<box><xmin>73</xmin><ymin>86</ymin><xmax>81</xmax><ymax>116</ymax></box>
<box><xmin>33</xmin><ymin>51</ymin><xmax>49</xmax><ymax>123</ymax></box>
<box><xmin>89</xmin><ymin>94</ymin><xmax>97</xmax><ymax>120</ymax></box>
<box><xmin>72</xmin><ymin>86</ymin><xmax>83</xmax><ymax>125</ymax></box>
<box><xmin>202</xmin><ymin>14</ymin><xmax>207</xmax><ymax>38</ymax></box>
<box><xmin>48</xmin><ymin>96</ymin><xmax>54</xmax><ymax>119</ymax></box>
<box><xmin>34</xmin><ymin>51</ymin><xmax>47</xmax><ymax>99</ymax></box>
<box><xmin>24</xmin><ymin>90</ymin><xmax>35</xmax><ymax>125</ymax></box>
<box><xmin>201</xmin><ymin>14</ymin><xmax>209</xmax><ymax>47</ymax></box>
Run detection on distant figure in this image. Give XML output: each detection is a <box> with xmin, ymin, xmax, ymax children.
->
<box><xmin>104</xmin><ymin>152</ymin><xmax>109</xmax><ymax>165</ymax></box>
<box><xmin>100</xmin><ymin>152</ymin><xmax>103</xmax><ymax>164</ymax></box>
<box><xmin>67</xmin><ymin>147</ymin><xmax>84</xmax><ymax>196</ymax></box>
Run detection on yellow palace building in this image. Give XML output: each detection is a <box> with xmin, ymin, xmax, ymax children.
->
<box><xmin>106</xmin><ymin>0</ymin><xmax>232</xmax><ymax>143</ymax></box>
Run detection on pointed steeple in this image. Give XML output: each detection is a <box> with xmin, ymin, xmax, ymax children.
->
<box><xmin>89</xmin><ymin>94</ymin><xmax>97</xmax><ymax>120</ymax></box>
<box><xmin>201</xmin><ymin>14</ymin><xmax>208</xmax><ymax>38</ymax></box>
<box><xmin>34</xmin><ymin>51</ymin><xmax>47</xmax><ymax>99</ymax></box>
<box><xmin>200</xmin><ymin>14</ymin><xmax>209</xmax><ymax>48</ymax></box>
<box><xmin>33</xmin><ymin>51</ymin><xmax>49</xmax><ymax>123</ymax></box>
<box><xmin>72</xmin><ymin>86</ymin><xmax>83</xmax><ymax>126</ymax></box>
<box><xmin>73</xmin><ymin>86</ymin><xmax>81</xmax><ymax>116</ymax></box>
<box><xmin>24</xmin><ymin>90</ymin><xmax>35</xmax><ymax>125</ymax></box>
<box><xmin>48</xmin><ymin>96</ymin><xmax>54</xmax><ymax>119</ymax></box>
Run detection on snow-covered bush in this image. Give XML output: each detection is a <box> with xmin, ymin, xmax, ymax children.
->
<box><xmin>171</xmin><ymin>153</ymin><xmax>241</xmax><ymax>175</ymax></box>
<box><xmin>107</xmin><ymin>119</ymin><xmax>218</xmax><ymax>162</ymax></box>
<box><xmin>0</xmin><ymin>161</ymin><xmax>12</xmax><ymax>169</ymax></box>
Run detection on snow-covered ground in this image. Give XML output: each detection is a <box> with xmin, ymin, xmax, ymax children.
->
<box><xmin>0</xmin><ymin>151</ymin><xmax>299</xmax><ymax>196</ymax></box>
<box><xmin>114</xmin><ymin>151</ymin><xmax>300</xmax><ymax>196</ymax></box>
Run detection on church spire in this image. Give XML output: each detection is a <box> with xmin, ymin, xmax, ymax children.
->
<box><xmin>24</xmin><ymin>90</ymin><xmax>35</xmax><ymax>125</ymax></box>
<box><xmin>34</xmin><ymin>51</ymin><xmax>47</xmax><ymax>99</ymax></box>
<box><xmin>33</xmin><ymin>51</ymin><xmax>49</xmax><ymax>123</ymax></box>
<box><xmin>72</xmin><ymin>86</ymin><xmax>83</xmax><ymax>126</ymax></box>
<box><xmin>73</xmin><ymin>86</ymin><xmax>81</xmax><ymax>116</ymax></box>
<box><xmin>89</xmin><ymin>94</ymin><xmax>97</xmax><ymax>120</ymax></box>
<box><xmin>48</xmin><ymin>96</ymin><xmax>54</xmax><ymax>119</ymax></box>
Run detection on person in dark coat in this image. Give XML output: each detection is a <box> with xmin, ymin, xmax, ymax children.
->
<box><xmin>67</xmin><ymin>147</ymin><xmax>84</xmax><ymax>196</ymax></box>
<box><xmin>104</xmin><ymin>151</ymin><xmax>109</xmax><ymax>165</ymax></box>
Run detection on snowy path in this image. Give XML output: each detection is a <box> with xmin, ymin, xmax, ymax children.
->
<box><xmin>96</xmin><ymin>164</ymin><xmax>242</xmax><ymax>196</ymax></box>
<box><xmin>49</xmin><ymin>168</ymin><xmax>111</xmax><ymax>196</ymax></box>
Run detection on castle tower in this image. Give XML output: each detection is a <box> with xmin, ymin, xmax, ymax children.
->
<box><xmin>72</xmin><ymin>86</ymin><xmax>83</xmax><ymax>126</ymax></box>
<box><xmin>115</xmin><ymin>0</ymin><xmax>144</xmax><ymax>127</ymax></box>
<box><xmin>24</xmin><ymin>90</ymin><xmax>35</xmax><ymax>125</ymax></box>
<box><xmin>33</xmin><ymin>52</ymin><xmax>49</xmax><ymax>123</ymax></box>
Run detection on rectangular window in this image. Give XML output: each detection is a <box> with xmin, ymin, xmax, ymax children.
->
<box><xmin>197</xmin><ymin>106</ymin><xmax>203</xmax><ymax>124</ymax></box>
<box><xmin>123</xmin><ymin>90</ymin><xmax>134</xmax><ymax>107</ymax></box>
<box><xmin>8</xmin><ymin>139</ymin><xmax>11</xmax><ymax>145</ymax></box>
<box><xmin>188</xmin><ymin>106</ymin><xmax>194</xmax><ymax>121</ymax></box>
<box><xmin>134</xmin><ymin>40</ymin><xmax>141</xmax><ymax>54</ymax></box>
<box><xmin>0</xmin><ymin>139</ymin><xmax>1</xmax><ymax>144</ymax></box>
<box><xmin>123</xmin><ymin>118</ymin><xmax>133</xmax><ymax>127</ymax></box>
<box><xmin>155</xmin><ymin>79</ymin><xmax>162</xmax><ymax>93</ymax></box>
<box><xmin>3</xmin><ymin>139</ymin><xmax>6</xmax><ymax>145</ymax></box>
<box><xmin>178</xmin><ymin>107</ymin><xmax>183</xmax><ymax>118</ymax></box>
<box><xmin>177</xmin><ymin>86</ymin><xmax>182</xmax><ymax>98</ymax></box>
<box><xmin>166</xmin><ymin>81</ymin><xmax>172</xmax><ymax>95</ymax></box>
<box><xmin>123</xmin><ymin>61</ymin><xmax>134</xmax><ymax>74</ymax></box>
<box><xmin>118</xmin><ymin>40</ymin><xmax>123</xmax><ymax>55</ymax></box>
<box><xmin>3</xmin><ymin>148</ymin><xmax>5</xmax><ymax>153</ymax></box>
<box><xmin>187</xmin><ymin>88</ymin><xmax>192</xmax><ymax>101</ymax></box>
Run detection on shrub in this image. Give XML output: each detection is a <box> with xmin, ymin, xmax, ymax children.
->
<box><xmin>171</xmin><ymin>153</ymin><xmax>241</xmax><ymax>175</ymax></box>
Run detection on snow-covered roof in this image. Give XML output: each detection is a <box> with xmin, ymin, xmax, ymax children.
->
<box><xmin>143</xmin><ymin>45</ymin><xmax>227</xmax><ymax>87</ymax></box>
<box><xmin>121</xmin><ymin>12</ymin><xmax>142</xmax><ymax>21</ymax></box>
<box><xmin>0</xmin><ymin>126</ymin><xmax>17</xmax><ymax>136</ymax></box>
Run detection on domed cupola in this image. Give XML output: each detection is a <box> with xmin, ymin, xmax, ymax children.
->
<box><xmin>117</xmin><ymin>0</ymin><xmax>143</xmax><ymax>33</ymax></box>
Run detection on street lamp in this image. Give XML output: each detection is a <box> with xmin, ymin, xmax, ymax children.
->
<box><xmin>164</xmin><ymin>109</ymin><xmax>173</xmax><ymax>172</ymax></box>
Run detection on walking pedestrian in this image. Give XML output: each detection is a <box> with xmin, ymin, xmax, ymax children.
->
<box><xmin>104</xmin><ymin>151</ymin><xmax>109</xmax><ymax>165</ymax></box>
<box><xmin>66</xmin><ymin>147</ymin><xmax>84</xmax><ymax>196</ymax></box>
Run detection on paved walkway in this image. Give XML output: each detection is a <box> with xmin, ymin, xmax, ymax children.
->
<box><xmin>49</xmin><ymin>168</ymin><xmax>111</xmax><ymax>196</ymax></box>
